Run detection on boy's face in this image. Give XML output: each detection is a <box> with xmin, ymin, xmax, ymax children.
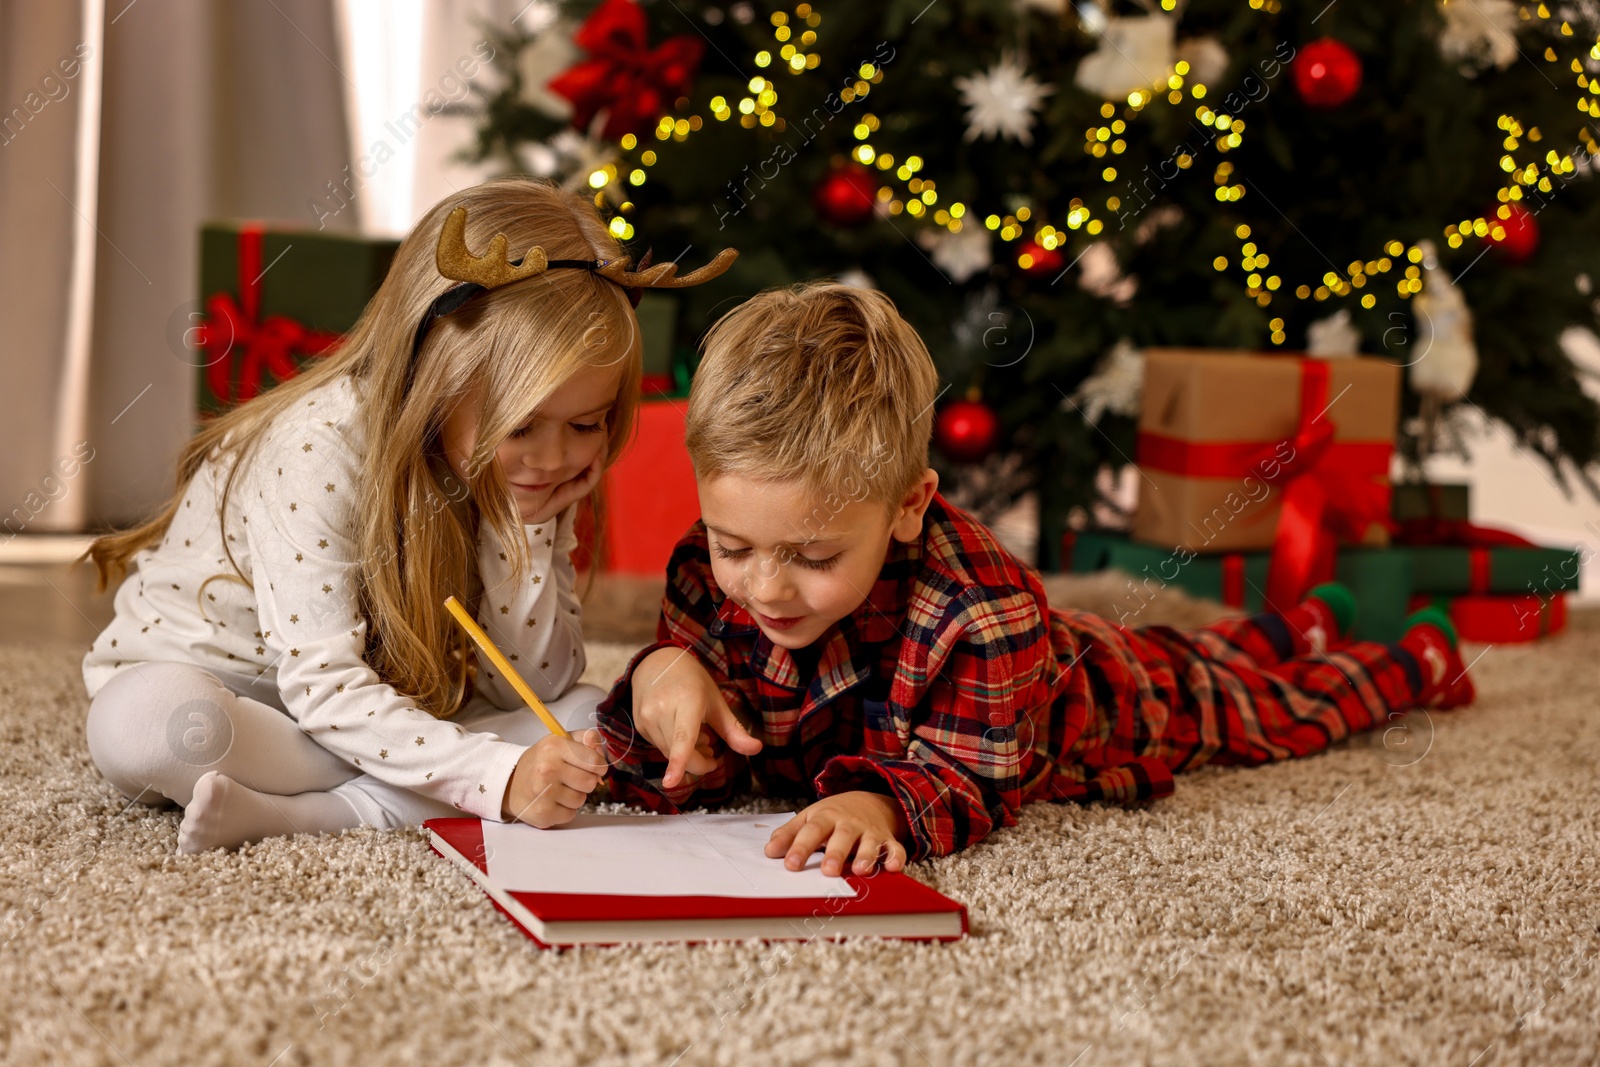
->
<box><xmin>697</xmin><ymin>471</ymin><xmax>938</xmax><ymax>651</ymax></box>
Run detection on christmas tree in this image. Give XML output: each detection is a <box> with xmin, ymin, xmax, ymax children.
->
<box><xmin>455</xmin><ymin>0</ymin><xmax>1600</xmax><ymax>560</ymax></box>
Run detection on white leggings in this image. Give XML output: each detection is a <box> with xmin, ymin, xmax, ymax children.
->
<box><xmin>84</xmin><ymin>661</ymin><xmax>605</xmax><ymax>829</ymax></box>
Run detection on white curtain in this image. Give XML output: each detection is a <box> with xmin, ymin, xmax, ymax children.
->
<box><xmin>332</xmin><ymin>0</ymin><xmax>426</xmax><ymax>236</ymax></box>
<box><xmin>411</xmin><ymin>0</ymin><xmax>545</xmax><ymax>226</ymax></box>
<box><xmin>0</xmin><ymin>0</ymin><xmax>103</xmax><ymax>534</ymax></box>
<box><xmin>333</xmin><ymin>0</ymin><xmax>537</xmax><ymax>236</ymax></box>
<box><xmin>0</xmin><ymin>0</ymin><xmax>539</xmax><ymax>535</ymax></box>
<box><xmin>1</xmin><ymin>0</ymin><xmax>352</xmax><ymax>532</ymax></box>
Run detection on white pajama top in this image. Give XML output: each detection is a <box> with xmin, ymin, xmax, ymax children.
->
<box><xmin>82</xmin><ymin>372</ymin><xmax>586</xmax><ymax>820</ymax></box>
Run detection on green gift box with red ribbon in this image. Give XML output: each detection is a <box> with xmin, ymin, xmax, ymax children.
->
<box><xmin>1392</xmin><ymin>518</ymin><xmax>1582</xmax><ymax>597</ymax></box>
<box><xmin>196</xmin><ymin>222</ymin><xmax>399</xmax><ymax>417</ymax></box>
<box><xmin>1132</xmin><ymin>349</ymin><xmax>1400</xmax><ymax>615</ymax></box>
<box><xmin>1063</xmin><ymin>529</ymin><xmax>1414</xmax><ymax>642</ymax></box>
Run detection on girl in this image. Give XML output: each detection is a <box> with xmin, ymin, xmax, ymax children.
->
<box><xmin>79</xmin><ymin>176</ymin><xmax>734</xmax><ymax>854</ymax></box>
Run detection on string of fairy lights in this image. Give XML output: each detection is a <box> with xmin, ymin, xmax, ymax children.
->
<box><xmin>582</xmin><ymin>1</ymin><xmax>1600</xmax><ymax>344</ymax></box>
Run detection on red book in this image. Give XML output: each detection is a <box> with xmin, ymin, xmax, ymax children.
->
<box><xmin>423</xmin><ymin>817</ymin><xmax>968</xmax><ymax>948</ymax></box>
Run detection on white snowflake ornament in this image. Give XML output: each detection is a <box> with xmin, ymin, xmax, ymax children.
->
<box><xmin>1175</xmin><ymin>35</ymin><xmax>1230</xmax><ymax>89</ymax></box>
<box><xmin>1072</xmin><ymin>339</ymin><xmax>1145</xmax><ymax>424</ymax></box>
<box><xmin>517</xmin><ymin>129</ymin><xmax>611</xmax><ymax>185</ymax></box>
<box><xmin>918</xmin><ymin>226</ymin><xmax>993</xmax><ymax>283</ymax></box>
<box><xmin>1438</xmin><ymin>0</ymin><xmax>1519</xmax><ymax>72</ymax></box>
<box><xmin>1076</xmin><ymin>241</ymin><xmax>1137</xmax><ymax>304</ymax></box>
<box><xmin>1307</xmin><ymin>308</ymin><xmax>1361</xmax><ymax>357</ymax></box>
<box><xmin>1075</xmin><ymin>14</ymin><xmax>1175</xmax><ymax>100</ymax></box>
<box><xmin>955</xmin><ymin>55</ymin><xmax>1054</xmax><ymax>146</ymax></box>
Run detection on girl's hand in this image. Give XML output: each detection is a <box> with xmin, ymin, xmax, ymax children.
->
<box><xmin>525</xmin><ymin>451</ymin><xmax>604</xmax><ymax>526</ymax></box>
<box><xmin>764</xmin><ymin>792</ymin><xmax>910</xmax><ymax>877</ymax></box>
<box><xmin>501</xmin><ymin>729</ymin><xmax>608</xmax><ymax>828</ymax></box>
<box><xmin>632</xmin><ymin>646</ymin><xmax>763</xmax><ymax>789</ymax></box>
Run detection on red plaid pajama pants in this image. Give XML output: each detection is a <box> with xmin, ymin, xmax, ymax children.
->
<box><xmin>1041</xmin><ymin>608</ymin><xmax>1430</xmax><ymax>805</ymax></box>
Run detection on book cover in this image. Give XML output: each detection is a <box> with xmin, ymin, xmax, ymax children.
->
<box><xmin>424</xmin><ymin>817</ymin><xmax>968</xmax><ymax>948</ymax></box>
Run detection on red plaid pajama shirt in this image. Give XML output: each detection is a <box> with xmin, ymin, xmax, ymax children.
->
<box><xmin>595</xmin><ymin>494</ymin><xmax>1435</xmax><ymax>860</ymax></box>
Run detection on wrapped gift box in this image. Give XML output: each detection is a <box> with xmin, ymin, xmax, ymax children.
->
<box><xmin>1066</xmin><ymin>529</ymin><xmax>1414</xmax><ymax>642</ymax></box>
<box><xmin>1133</xmin><ymin>349</ymin><xmax>1400</xmax><ymax>553</ymax></box>
<box><xmin>197</xmin><ymin>221</ymin><xmax>399</xmax><ymax>417</ymax></box>
<box><xmin>1391</xmin><ymin>517</ymin><xmax>1582</xmax><ymax>596</ymax></box>
<box><xmin>1400</xmin><ymin>543</ymin><xmax>1582</xmax><ymax>596</ymax></box>
<box><xmin>1409</xmin><ymin>593</ymin><xmax>1569</xmax><ymax>643</ymax></box>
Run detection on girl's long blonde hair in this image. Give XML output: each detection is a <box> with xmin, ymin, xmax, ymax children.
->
<box><xmin>80</xmin><ymin>176</ymin><xmax>642</xmax><ymax>719</ymax></box>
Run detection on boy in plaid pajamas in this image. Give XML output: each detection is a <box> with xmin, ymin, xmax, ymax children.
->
<box><xmin>594</xmin><ymin>282</ymin><xmax>1476</xmax><ymax>875</ymax></box>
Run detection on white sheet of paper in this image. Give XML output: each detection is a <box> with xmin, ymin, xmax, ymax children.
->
<box><xmin>480</xmin><ymin>813</ymin><xmax>858</xmax><ymax>899</ymax></box>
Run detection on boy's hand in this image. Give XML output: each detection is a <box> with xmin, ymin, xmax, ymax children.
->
<box><xmin>632</xmin><ymin>646</ymin><xmax>763</xmax><ymax>789</ymax></box>
<box><xmin>501</xmin><ymin>729</ymin><xmax>608</xmax><ymax>828</ymax></box>
<box><xmin>764</xmin><ymin>792</ymin><xmax>910</xmax><ymax>877</ymax></box>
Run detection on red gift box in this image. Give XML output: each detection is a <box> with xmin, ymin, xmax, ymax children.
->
<box><xmin>598</xmin><ymin>399</ymin><xmax>699</xmax><ymax>575</ymax></box>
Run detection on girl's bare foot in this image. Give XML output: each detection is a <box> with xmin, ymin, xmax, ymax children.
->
<box><xmin>178</xmin><ymin>771</ymin><xmax>363</xmax><ymax>854</ymax></box>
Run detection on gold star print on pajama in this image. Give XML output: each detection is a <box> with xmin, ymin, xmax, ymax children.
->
<box><xmin>81</xmin><ymin>372</ymin><xmax>588</xmax><ymax>821</ymax></box>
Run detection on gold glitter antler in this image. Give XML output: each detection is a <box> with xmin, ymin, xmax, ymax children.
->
<box><xmin>595</xmin><ymin>248</ymin><xmax>740</xmax><ymax>289</ymax></box>
<box><xmin>435</xmin><ymin>206</ymin><xmax>549</xmax><ymax>288</ymax></box>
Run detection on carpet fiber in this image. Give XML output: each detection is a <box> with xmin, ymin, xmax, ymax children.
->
<box><xmin>2</xmin><ymin>576</ymin><xmax>1597</xmax><ymax>1066</ymax></box>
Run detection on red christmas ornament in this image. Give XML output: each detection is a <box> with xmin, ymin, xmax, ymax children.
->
<box><xmin>1485</xmin><ymin>203</ymin><xmax>1539</xmax><ymax>263</ymax></box>
<box><xmin>547</xmin><ymin>0</ymin><xmax>705</xmax><ymax>142</ymax></box>
<box><xmin>1292</xmin><ymin>38</ymin><xmax>1363</xmax><ymax>108</ymax></box>
<box><xmin>813</xmin><ymin>164</ymin><xmax>879</xmax><ymax>227</ymax></box>
<box><xmin>934</xmin><ymin>398</ymin><xmax>1001</xmax><ymax>464</ymax></box>
<box><xmin>1016</xmin><ymin>240</ymin><xmax>1064</xmax><ymax>277</ymax></box>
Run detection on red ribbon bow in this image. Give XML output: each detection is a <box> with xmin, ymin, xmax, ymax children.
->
<box><xmin>199</xmin><ymin>224</ymin><xmax>343</xmax><ymax>406</ymax></box>
<box><xmin>1261</xmin><ymin>360</ymin><xmax>1396</xmax><ymax>611</ymax></box>
<box><xmin>1135</xmin><ymin>359</ymin><xmax>1396</xmax><ymax>612</ymax></box>
<box><xmin>547</xmin><ymin>0</ymin><xmax>705</xmax><ymax>142</ymax></box>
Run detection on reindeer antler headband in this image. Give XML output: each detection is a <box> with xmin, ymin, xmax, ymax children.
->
<box><xmin>408</xmin><ymin>206</ymin><xmax>738</xmax><ymax>371</ymax></box>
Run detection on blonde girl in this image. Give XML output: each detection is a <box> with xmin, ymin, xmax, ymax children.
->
<box><xmin>79</xmin><ymin>176</ymin><xmax>733</xmax><ymax>853</ymax></box>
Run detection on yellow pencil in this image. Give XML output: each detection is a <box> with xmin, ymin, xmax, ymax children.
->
<box><xmin>443</xmin><ymin>595</ymin><xmax>570</xmax><ymax>739</ymax></box>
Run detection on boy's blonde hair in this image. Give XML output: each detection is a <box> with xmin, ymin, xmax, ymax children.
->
<box><xmin>686</xmin><ymin>282</ymin><xmax>938</xmax><ymax>508</ymax></box>
<box><xmin>81</xmin><ymin>176</ymin><xmax>641</xmax><ymax>720</ymax></box>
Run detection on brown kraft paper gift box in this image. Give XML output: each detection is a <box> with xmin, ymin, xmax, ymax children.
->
<box><xmin>1132</xmin><ymin>349</ymin><xmax>1400</xmax><ymax>554</ymax></box>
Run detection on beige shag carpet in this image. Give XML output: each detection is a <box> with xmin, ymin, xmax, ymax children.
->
<box><xmin>2</xmin><ymin>574</ymin><xmax>1597</xmax><ymax>1067</ymax></box>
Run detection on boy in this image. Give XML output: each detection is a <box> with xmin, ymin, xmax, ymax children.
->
<box><xmin>594</xmin><ymin>282</ymin><xmax>1475</xmax><ymax>877</ymax></box>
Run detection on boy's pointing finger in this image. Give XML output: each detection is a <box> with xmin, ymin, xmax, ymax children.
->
<box><xmin>662</xmin><ymin>719</ymin><xmax>700</xmax><ymax>788</ymax></box>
